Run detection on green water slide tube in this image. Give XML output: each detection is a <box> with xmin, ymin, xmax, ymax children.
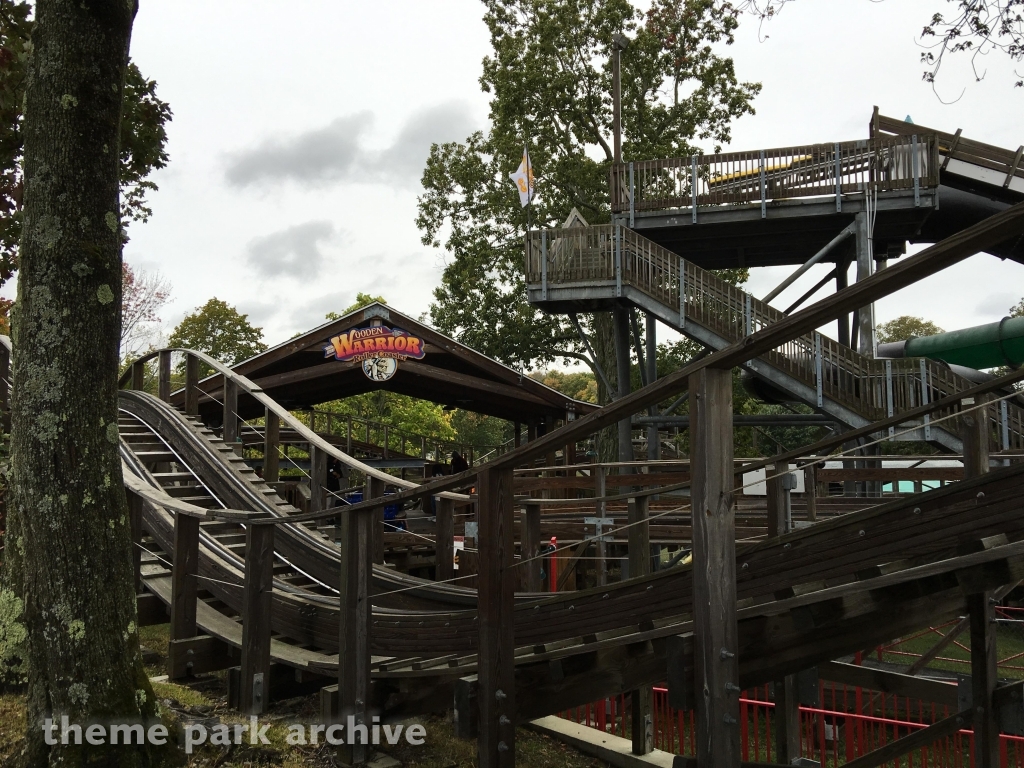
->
<box><xmin>876</xmin><ymin>316</ymin><xmax>1024</xmax><ymax>370</ymax></box>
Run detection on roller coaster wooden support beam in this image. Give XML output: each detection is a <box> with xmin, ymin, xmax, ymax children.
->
<box><xmin>185</xmin><ymin>353</ymin><xmax>199</xmax><ymax>416</ymax></box>
<box><xmin>169</xmin><ymin>511</ymin><xmax>199</xmax><ymax>679</ymax></box>
<box><xmin>223</xmin><ymin>376</ymin><xmax>239</xmax><ymax>451</ymax></box>
<box><xmin>628</xmin><ymin>490</ymin><xmax>653</xmax><ymax>754</ymax></box>
<box><xmin>263</xmin><ymin>408</ymin><xmax>280</xmax><ymax>483</ymax></box>
<box><xmin>131</xmin><ymin>358</ymin><xmax>144</xmax><ymax>391</ymax></box>
<box><xmin>337</xmin><ymin>504</ymin><xmax>373</xmax><ymax>765</ymax></box>
<box><xmin>367</xmin><ymin>474</ymin><xmax>385</xmax><ymax>564</ymax></box>
<box><xmin>963</xmin><ymin>394</ymin><xmax>998</xmax><ymax>767</ymax></box>
<box><xmin>436</xmin><ymin>496</ymin><xmax>455</xmax><ymax>583</ymax></box>
<box><xmin>239</xmin><ymin>523</ymin><xmax>274</xmax><ymax>715</ymax></box>
<box><xmin>690</xmin><ymin>367</ymin><xmax>740</xmax><ymax>767</ymax></box>
<box><xmin>309</xmin><ymin>444</ymin><xmax>326</xmax><ymax>516</ymax></box>
<box><xmin>521</xmin><ymin>501</ymin><xmax>542</xmax><ymax>592</ymax></box>
<box><xmin>158</xmin><ymin>349</ymin><xmax>171</xmax><ymax>402</ymax></box>
<box><xmin>477</xmin><ymin>465</ymin><xmax>516</xmax><ymax>768</ymax></box>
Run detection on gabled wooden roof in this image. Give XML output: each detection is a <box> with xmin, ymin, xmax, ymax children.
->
<box><xmin>186</xmin><ymin>302</ymin><xmax>595</xmax><ymax>423</ymax></box>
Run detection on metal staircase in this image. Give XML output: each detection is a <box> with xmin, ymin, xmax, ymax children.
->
<box><xmin>524</xmin><ymin>224</ymin><xmax>1024</xmax><ymax>453</ymax></box>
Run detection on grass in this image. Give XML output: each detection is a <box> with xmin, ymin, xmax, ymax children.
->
<box><xmin>877</xmin><ymin>622</ymin><xmax>1024</xmax><ymax>678</ymax></box>
<box><xmin>0</xmin><ymin>621</ymin><xmax>607</xmax><ymax>767</ymax></box>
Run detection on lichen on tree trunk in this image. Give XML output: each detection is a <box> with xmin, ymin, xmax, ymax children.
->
<box><xmin>0</xmin><ymin>1</ymin><xmax>162</xmax><ymax>765</ymax></box>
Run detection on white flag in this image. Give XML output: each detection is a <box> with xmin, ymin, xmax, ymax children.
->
<box><xmin>509</xmin><ymin>147</ymin><xmax>535</xmax><ymax>207</ymax></box>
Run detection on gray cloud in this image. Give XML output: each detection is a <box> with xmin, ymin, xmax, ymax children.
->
<box><xmin>246</xmin><ymin>220</ymin><xmax>337</xmax><ymax>279</ymax></box>
<box><xmin>975</xmin><ymin>292</ymin><xmax>1019</xmax><ymax>318</ymax></box>
<box><xmin>224</xmin><ymin>102</ymin><xmax>476</xmax><ymax>189</ymax></box>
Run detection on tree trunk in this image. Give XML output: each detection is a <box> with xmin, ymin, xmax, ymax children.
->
<box><xmin>2</xmin><ymin>1</ymin><xmax>162</xmax><ymax>765</ymax></box>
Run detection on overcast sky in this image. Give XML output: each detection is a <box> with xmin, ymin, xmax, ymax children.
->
<box><xmin>52</xmin><ymin>1</ymin><xmax>1024</xmax><ymax>357</ymax></box>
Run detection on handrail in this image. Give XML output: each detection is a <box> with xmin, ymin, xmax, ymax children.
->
<box><xmin>119</xmin><ymin>347</ymin><xmax>470</xmax><ymax>503</ymax></box>
<box><xmin>609</xmin><ymin>133</ymin><xmax>940</xmax><ymax>213</ymax></box>
<box><xmin>526</xmin><ymin>222</ymin><xmax>1024</xmax><ymax>452</ymax></box>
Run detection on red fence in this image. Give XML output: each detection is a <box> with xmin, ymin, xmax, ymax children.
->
<box><xmin>561</xmin><ymin>684</ymin><xmax>1024</xmax><ymax>766</ymax></box>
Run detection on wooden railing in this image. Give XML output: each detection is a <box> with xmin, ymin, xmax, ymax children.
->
<box><xmin>525</xmin><ymin>224</ymin><xmax>1024</xmax><ymax>450</ymax></box>
<box><xmin>608</xmin><ymin>133</ymin><xmax>940</xmax><ymax>213</ymax></box>
<box><xmin>873</xmin><ymin>112</ymin><xmax>1024</xmax><ymax>192</ymax></box>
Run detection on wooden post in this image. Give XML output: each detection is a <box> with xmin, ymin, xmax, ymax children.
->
<box><xmin>436</xmin><ymin>496</ymin><xmax>455</xmax><ymax>582</ymax></box>
<box><xmin>155</xmin><ymin>349</ymin><xmax>171</xmax><ymax>402</ymax></box>
<box><xmin>514</xmin><ymin>422</ymin><xmax>521</xmax><ymax>448</ymax></box>
<box><xmin>239</xmin><ymin>523</ymin><xmax>274</xmax><ymax>715</ymax></box>
<box><xmin>962</xmin><ymin>395</ymin><xmax>990</xmax><ymax>478</ymax></box>
<box><xmin>522</xmin><ymin>501</ymin><xmax>542</xmax><ymax>592</ymax></box>
<box><xmin>184</xmin><ymin>354</ymin><xmax>199</xmax><ymax>416</ymax></box>
<box><xmin>337</xmin><ymin>506</ymin><xmax>373</xmax><ymax>764</ymax></box>
<box><xmin>970</xmin><ymin>591</ymin><xmax>998</xmax><ymax>768</ymax></box>
<box><xmin>169</xmin><ymin>513</ymin><xmax>200</xmax><ymax>679</ymax></box>
<box><xmin>223</xmin><ymin>377</ymin><xmax>239</xmax><ymax>449</ymax></box>
<box><xmin>964</xmin><ymin>395</ymin><xmax>997</xmax><ymax>767</ymax></box>
<box><xmin>366</xmin><ymin>474</ymin><xmax>385</xmax><ymax>564</ymax></box>
<box><xmin>128</xmin><ymin>491</ymin><xmax>144</xmax><ymax>594</ymax></box>
<box><xmin>766</xmin><ymin>457</ymin><xmax>789</xmax><ymax>538</ymax></box>
<box><xmin>629</xmin><ymin>492</ymin><xmax>652</xmax><ymax>755</ymax></box>
<box><xmin>309</xmin><ymin>445</ymin><xmax>326</xmax><ymax>515</ymax></box>
<box><xmin>595</xmin><ymin>465</ymin><xmax>607</xmax><ymax>586</ymax></box>
<box><xmin>477</xmin><ymin>466</ymin><xmax>516</xmax><ymax>768</ymax></box>
<box><xmin>131</xmin><ymin>359</ymin><xmax>145</xmax><ymax>391</ymax></box>
<box><xmin>804</xmin><ymin>463</ymin><xmax>818</xmax><ymax>522</ymax></box>
<box><xmin>773</xmin><ymin>676</ymin><xmax>801</xmax><ymax>765</ymax></box>
<box><xmin>689</xmin><ymin>367</ymin><xmax>739</xmax><ymax>767</ymax></box>
<box><xmin>264</xmin><ymin>409</ymin><xmax>280</xmax><ymax>483</ymax></box>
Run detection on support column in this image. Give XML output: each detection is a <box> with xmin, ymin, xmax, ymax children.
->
<box><xmin>964</xmin><ymin>395</ymin><xmax>997</xmax><ymax>767</ymax></box>
<box><xmin>128</xmin><ymin>491</ymin><xmax>144</xmax><ymax>594</ymax></box>
<box><xmin>185</xmin><ymin>354</ymin><xmax>200</xmax><ymax>416</ymax></box>
<box><xmin>436</xmin><ymin>496</ymin><xmax>454</xmax><ymax>583</ymax></box>
<box><xmin>522</xmin><ymin>501</ymin><xmax>542</xmax><ymax>592</ymax></box>
<box><xmin>223</xmin><ymin>377</ymin><xmax>239</xmax><ymax>450</ymax></box>
<box><xmin>646</xmin><ymin>313</ymin><xmax>659</xmax><ymax>461</ymax></box>
<box><xmin>337</xmin><ymin>505</ymin><xmax>373</xmax><ymax>765</ymax></box>
<box><xmin>263</xmin><ymin>409</ymin><xmax>280</xmax><ymax>483</ymax></box>
<box><xmin>169</xmin><ymin>513</ymin><xmax>200</xmax><ymax>680</ymax></box>
<box><xmin>628</xmin><ymin>492</ymin><xmax>652</xmax><ymax>754</ymax></box>
<box><xmin>766</xmin><ymin>458</ymin><xmax>800</xmax><ymax>763</ymax></box>
<box><xmin>689</xmin><ymin>367</ymin><xmax>739</xmax><ymax>767</ymax></box>
<box><xmin>835</xmin><ymin>257</ymin><xmax>850</xmax><ymax>347</ymax></box>
<box><xmin>854</xmin><ymin>212</ymin><xmax>876</xmax><ymax>358</ymax></box>
<box><xmin>366</xmin><ymin>474</ymin><xmax>386</xmax><ymax>564</ymax></box>
<box><xmin>239</xmin><ymin>523</ymin><xmax>274</xmax><ymax>715</ymax></box>
<box><xmin>131</xmin><ymin>359</ymin><xmax>145</xmax><ymax>391</ymax></box>
<box><xmin>613</xmin><ymin>306</ymin><xmax>633</xmax><ymax>463</ymax></box>
<box><xmin>309</xmin><ymin>445</ymin><xmax>326</xmax><ymax>515</ymax></box>
<box><xmin>477</xmin><ymin>466</ymin><xmax>516</xmax><ymax>768</ymax></box>
<box><xmin>158</xmin><ymin>349</ymin><xmax>172</xmax><ymax>402</ymax></box>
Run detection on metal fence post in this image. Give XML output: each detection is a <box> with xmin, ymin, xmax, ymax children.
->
<box><xmin>691</xmin><ymin>156</ymin><xmax>698</xmax><ymax>224</ymax></box>
<box><xmin>885</xmin><ymin>359</ymin><xmax>895</xmax><ymax>437</ymax></box>
<box><xmin>759</xmin><ymin>149</ymin><xmax>766</xmax><ymax>219</ymax></box>
<box><xmin>815</xmin><ymin>333</ymin><xmax>823</xmax><ymax>408</ymax></box>
<box><xmin>834</xmin><ymin>143</ymin><xmax>843</xmax><ymax>212</ymax></box>
<box><xmin>912</xmin><ymin>134</ymin><xmax>921</xmax><ymax>207</ymax></box>
<box><xmin>678</xmin><ymin>257</ymin><xmax>686</xmax><ymax>329</ymax></box>
<box><xmin>541</xmin><ymin>230</ymin><xmax>548</xmax><ymax>301</ymax></box>
<box><xmin>920</xmin><ymin>359</ymin><xmax>932</xmax><ymax>441</ymax></box>
<box><xmin>629</xmin><ymin>161</ymin><xmax>635</xmax><ymax>228</ymax></box>
<box><xmin>615</xmin><ymin>224</ymin><xmax>623</xmax><ymax>298</ymax></box>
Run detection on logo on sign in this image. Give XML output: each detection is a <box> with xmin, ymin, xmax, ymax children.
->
<box><xmin>324</xmin><ymin>326</ymin><xmax>426</xmax><ymax>381</ymax></box>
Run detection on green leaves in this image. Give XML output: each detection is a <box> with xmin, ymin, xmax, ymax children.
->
<box><xmin>167</xmin><ymin>298</ymin><xmax>267</xmax><ymax>373</ymax></box>
<box><xmin>0</xmin><ymin>2</ymin><xmax>171</xmax><ymax>284</ymax></box>
<box><xmin>419</xmin><ymin>0</ymin><xmax>759</xmax><ymax>373</ymax></box>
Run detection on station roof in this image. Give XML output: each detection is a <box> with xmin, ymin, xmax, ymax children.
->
<box><xmin>182</xmin><ymin>302</ymin><xmax>595</xmax><ymax>424</ymax></box>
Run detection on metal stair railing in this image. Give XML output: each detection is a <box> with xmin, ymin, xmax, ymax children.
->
<box><xmin>608</xmin><ymin>133</ymin><xmax>940</xmax><ymax>214</ymax></box>
<box><xmin>525</xmin><ymin>225</ymin><xmax>1024</xmax><ymax>450</ymax></box>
